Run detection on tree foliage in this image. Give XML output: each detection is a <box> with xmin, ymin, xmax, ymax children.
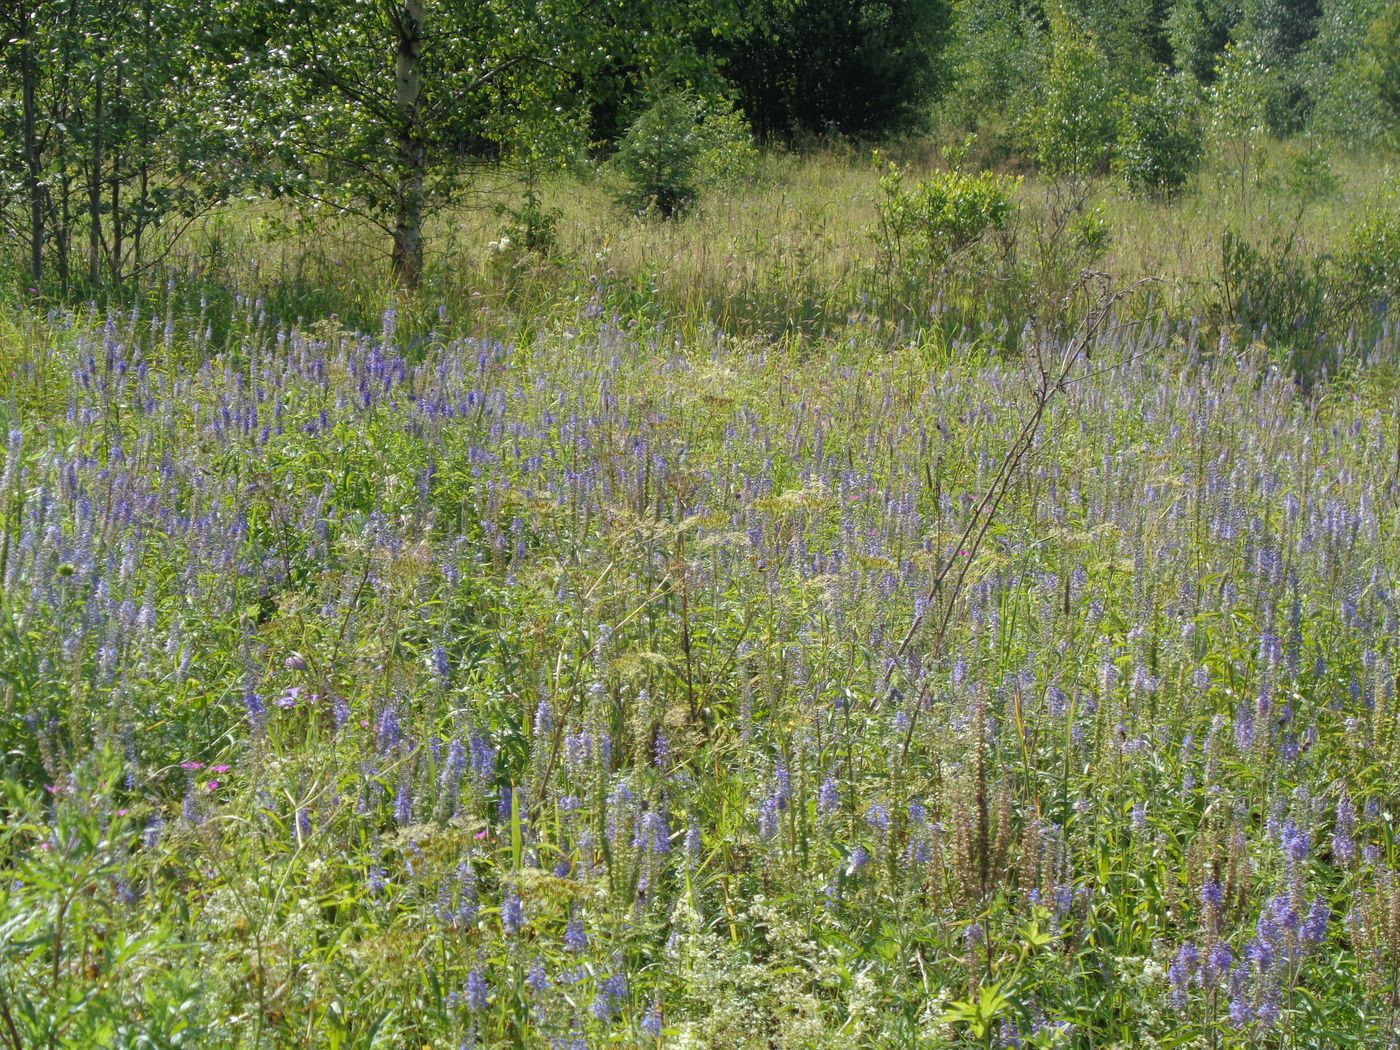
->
<box><xmin>1021</xmin><ymin>27</ymin><xmax>1117</xmax><ymax>177</ymax></box>
<box><xmin>714</xmin><ymin>0</ymin><xmax>954</xmax><ymax>141</ymax></box>
<box><xmin>1361</xmin><ymin>0</ymin><xmax>1400</xmax><ymax>138</ymax></box>
<box><xmin>1114</xmin><ymin>72</ymin><xmax>1205</xmax><ymax>195</ymax></box>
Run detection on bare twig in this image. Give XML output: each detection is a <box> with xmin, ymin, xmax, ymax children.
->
<box><xmin>870</xmin><ymin>272</ymin><xmax>1153</xmax><ymax>762</ymax></box>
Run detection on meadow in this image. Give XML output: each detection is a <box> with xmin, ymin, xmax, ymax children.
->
<box><xmin>1</xmin><ymin>136</ymin><xmax>1400</xmax><ymax>1049</ymax></box>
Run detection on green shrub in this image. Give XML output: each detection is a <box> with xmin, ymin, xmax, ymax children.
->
<box><xmin>1220</xmin><ymin>228</ymin><xmax>1331</xmax><ymax>342</ymax></box>
<box><xmin>872</xmin><ymin>156</ymin><xmax>1018</xmax><ymax>279</ymax></box>
<box><xmin>607</xmin><ymin>91</ymin><xmax>756</xmax><ymax>219</ymax></box>
<box><xmin>1335</xmin><ymin>196</ymin><xmax>1400</xmax><ymax>310</ymax></box>
<box><xmin>1114</xmin><ymin>73</ymin><xmax>1205</xmax><ymax>197</ymax></box>
<box><xmin>1285</xmin><ymin>143</ymin><xmax>1340</xmax><ymax>205</ymax></box>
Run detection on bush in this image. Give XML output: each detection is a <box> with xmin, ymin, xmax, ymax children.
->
<box><xmin>1335</xmin><ymin>196</ymin><xmax>1400</xmax><ymax>311</ymax></box>
<box><xmin>1114</xmin><ymin>73</ymin><xmax>1205</xmax><ymax>196</ymax></box>
<box><xmin>872</xmin><ymin>157</ymin><xmax>1018</xmax><ymax>280</ymax></box>
<box><xmin>607</xmin><ymin>92</ymin><xmax>756</xmax><ymax>219</ymax></box>
<box><xmin>1220</xmin><ymin>228</ymin><xmax>1331</xmax><ymax>338</ymax></box>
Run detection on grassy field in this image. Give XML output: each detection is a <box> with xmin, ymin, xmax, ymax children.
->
<box><xmin>121</xmin><ymin>143</ymin><xmax>1394</xmax><ymax>348</ymax></box>
<box><xmin>2</xmin><ymin>144</ymin><xmax>1400</xmax><ymax>1048</ymax></box>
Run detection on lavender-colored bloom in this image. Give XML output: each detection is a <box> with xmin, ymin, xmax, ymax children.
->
<box><xmin>564</xmin><ymin>913</ymin><xmax>588</xmax><ymax>953</ymax></box>
<box><xmin>498</xmin><ymin>785</ymin><xmax>515</xmax><ymax>824</ymax></box>
<box><xmin>377</xmin><ymin>703</ymin><xmax>402</xmax><ymax>752</ymax></box>
<box><xmin>394</xmin><ymin>780</ymin><xmax>413</xmax><ymax>825</ymax></box>
<box><xmin>502</xmin><ymin>891</ymin><xmax>525</xmax><ymax>936</ymax></box>
<box><xmin>464</xmin><ymin>970</ymin><xmax>489</xmax><ymax>1011</ymax></box>
<box><xmin>964</xmin><ymin>921</ymin><xmax>985</xmax><ymax>951</ymax></box>
<box><xmin>533</xmin><ymin>698</ymin><xmax>553</xmax><ymax>738</ymax></box>
<box><xmin>641</xmin><ymin>1000</ymin><xmax>663</xmax><ymax>1037</ymax></box>
<box><xmin>1254</xmin><ymin>990</ymin><xmax>1281</xmax><ymax>1028</ymax></box>
<box><xmin>244</xmin><ymin>686</ymin><xmax>267</xmax><ymax>731</ymax></box>
<box><xmin>865</xmin><ymin>802</ymin><xmax>891</xmax><ymax>834</ymax></box>
<box><xmin>469</xmin><ymin>730</ymin><xmax>496</xmax><ymax>781</ymax></box>
<box><xmin>773</xmin><ymin>762</ymin><xmax>791</xmax><ymax>808</ymax></box>
<box><xmin>1200</xmin><ymin>879</ymin><xmax>1224</xmax><ymax>913</ymax></box>
<box><xmin>525</xmin><ymin>958</ymin><xmax>550</xmax><ymax>993</ymax></box>
<box><xmin>1204</xmin><ymin>942</ymin><xmax>1232</xmax><ymax>987</ymax></box>
<box><xmin>846</xmin><ymin>844</ymin><xmax>869</xmax><ymax>876</ymax></box>
<box><xmin>633</xmin><ymin>810</ymin><xmax>670</xmax><ymax>855</ymax></box>
<box><xmin>1301</xmin><ymin>899</ymin><xmax>1328</xmax><ymax>944</ymax></box>
<box><xmin>1168</xmin><ymin>943</ymin><xmax>1198</xmax><ymax>1007</ymax></box>
<box><xmin>817</xmin><ymin>775</ymin><xmax>839</xmax><ymax>816</ymax></box>
<box><xmin>456</xmin><ymin>861</ymin><xmax>479</xmax><ymax>925</ymax></box>
<box><xmin>1228</xmin><ymin>995</ymin><xmax>1252</xmax><ymax>1028</ymax></box>
<box><xmin>1280</xmin><ymin>819</ymin><xmax>1311</xmax><ymax>864</ymax></box>
<box><xmin>592</xmin><ymin>973</ymin><xmax>628</xmax><ymax>1022</ymax></box>
<box><xmin>181</xmin><ymin>785</ymin><xmax>199</xmax><ymax>825</ymax></box>
<box><xmin>1332</xmin><ymin>793</ymin><xmax>1356</xmax><ymax>864</ymax></box>
<box><xmin>757</xmin><ymin>793</ymin><xmax>781</xmax><ymax>841</ymax></box>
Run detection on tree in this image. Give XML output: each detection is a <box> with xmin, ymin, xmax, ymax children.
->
<box><xmin>1361</xmin><ymin>0</ymin><xmax>1400</xmax><ymax>137</ymax></box>
<box><xmin>714</xmin><ymin>0</ymin><xmax>955</xmax><ymax>141</ymax></box>
<box><xmin>1301</xmin><ymin>0</ymin><xmax>1388</xmax><ymax>141</ymax></box>
<box><xmin>1113</xmin><ymin>72</ymin><xmax>1205</xmax><ymax>195</ymax></box>
<box><xmin>215</xmin><ymin>0</ymin><xmax>750</xmax><ymax>289</ymax></box>
<box><xmin>1168</xmin><ymin>0</ymin><xmax>1244</xmax><ymax>81</ymax></box>
<box><xmin>1210</xmin><ymin>40</ymin><xmax>1274</xmax><ymax>208</ymax></box>
<box><xmin>1022</xmin><ymin>26</ymin><xmax>1117</xmax><ymax>177</ymax></box>
<box><xmin>1071</xmin><ymin>0</ymin><xmax>1174</xmax><ymax>83</ymax></box>
<box><xmin>1</xmin><ymin>0</ymin><xmax>229</xmax><ymax>294</ymax></box>
<box><xmin>942</xmin><ymin>0</ymin><xmax>1047</xmax><ymax>128</ymax></box>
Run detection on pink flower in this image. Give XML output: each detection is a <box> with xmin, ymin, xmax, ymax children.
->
<box><xmin>206</xmin><ymin>780</ymin><xmax>220</xmax><ymax>792</ymax></box>
<box><xmin>180</xmin><ymin>761</ymin><xmax>205</xmax><ymax>771</ymax></box>
<box><xmin>210</xmin><ymin>764</ymin><xmax>232</xmax><ymax>774</ymax></box>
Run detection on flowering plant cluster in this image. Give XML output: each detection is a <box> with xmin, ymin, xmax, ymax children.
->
<box><xmin>1</xmin><ymin>287</ymin><xmax>1398</xmax><ymax>1047</ymax></box>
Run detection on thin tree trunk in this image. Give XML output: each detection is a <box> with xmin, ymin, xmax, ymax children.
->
<box><xmin>391</xmin><ymin>0</ymin><xmax>425</xmax><ymax>290</ymax></box>
<box><xmin>55</xmin><ymin>0</ymin><xmax>77</xmax><ymax>294</ymax></box>
<box><xmin>109</xmin><ymin>57</ymin><xmax>123</xmax><ymax>289</ymax></box>
<box><xmin>89</xmin><ymin>59</ymin><xmax>104</xmax><ymax>291</ymax></box>
<box><xmin>132</xmin><ymin>0</ymin><xmax>151</xmax><ymax>280</ymax></box>
<box><xmin>20</xmin><ymin>4</ymin><xmax>44</xmax><ymax>288</ymax></box>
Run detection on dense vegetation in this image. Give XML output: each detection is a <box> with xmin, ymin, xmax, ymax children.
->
<box><xmin>3</xmin><ymin>0</ymin><xmax>1400</xmax><ymax>1048</ymax></box>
